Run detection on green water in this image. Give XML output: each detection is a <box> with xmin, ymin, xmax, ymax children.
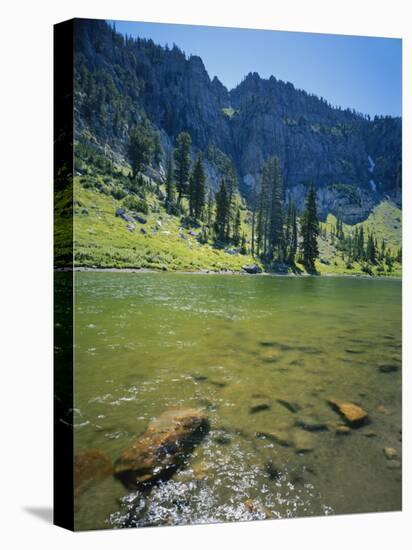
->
<box><xmin>69</xmin><ymin>272</ymin><xmax>401</xmax><ymax>529</ymax></box>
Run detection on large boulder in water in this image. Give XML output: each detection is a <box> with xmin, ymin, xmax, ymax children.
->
<box><xmin>114</xmin><ymin>409</ymin><xmax>210</xmax><ymax>489</ymax></box>
<box><xmin>75</xmin><ymin>449</ymin><xmax>113</xmax><ymax>497</ymax></box>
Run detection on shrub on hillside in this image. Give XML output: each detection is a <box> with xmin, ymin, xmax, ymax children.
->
<box><xmin>110</xmin><ymin>185</ymin><xmax>127</xmax><ymax>200</ymax></box>
<box><xmin>123</xmin><ymin>195</ymin><xmax>149</xmax><ymax>214</ymax></box>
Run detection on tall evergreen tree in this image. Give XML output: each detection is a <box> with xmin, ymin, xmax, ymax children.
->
<box><xmin>268</xmin><ymin>157</ymin><xmax>284</xmax><ymax>259</ymax></box>
<box><xmin>291</xmin><ymin>203</ymin><xmax>298</xmax><ymax>263</ymax></box>
<box><xmin>284</xmin><ymin>201</ymin><xmax>292</xmax><ymax>257</ymax></box>
<box><xmin>206</xmin><ymin>191</ymin><xmax>214</xmax><ymax>229</ymax></box>
<box><xmin>357</xmin><ymin>226</ymin><xmax>365</xmax><ymax>260</ymax></box>
<box><xmin>250</xmin><ymin>187</ymin><xmax>258</xmax><ymax>258</ymax></box>
<box><xmin>300</xmin><ymin>185</ymin><xmax>320</xmax><ymax>270</ymax></box>
<box><xmin>256</xmin><ymin>155</ymin><xmax>284</xmax><ymax>261</ymax></box>
<box><xmin>240</xmin><ymin>232</ymin><xmax>247</xmax><ymax>255</ymax></box>
<box><xmin>165</xmin><ymin>155</ymin><xmax>175</xmax><ymax>212</ymax></box>
<box><xmin>173</xmin><ymin>132</ymin><xmax>192</xmax><ymax>201</ymax></box>
<box><xmin>380</xmin><ymin>239</ymin><xmax>386</xmax><ymax>262</ymax></box>
<box><xmin>189</xmin><ymin>154</ymin><xmax>206</xmax><ymax>221</ymax></box>
<box><xmin>285</xmin><ymin>200</ymin><xmax>298</xmax><ymax>263</ymax></box>
<box><xmin>256</xmin><ymin>184</ymin><xmax>265</xmax><ymax>257</ymax></box>
<box><xmin>127</xmin><ymin>115</ymin><xmax>156</xmax><ymax>178</ymax></box>
<box><xmin>215</xmin><ymin>180</ymin><xmax>229</xmax><ymax>243</ymax></box>
<box><xmin>233</xmin><ymin>207</ymin><xmax>241</xmax><ymax>246</ymax></box>
<box><xmin>366</xmin><ymin>232</ymin><xmax>377</xmax><ymax>264</ymax></box>
<box><xmin>153</xmin><ymin>132</ymin><xmax>163</xmax><ymax>166</ymax></box>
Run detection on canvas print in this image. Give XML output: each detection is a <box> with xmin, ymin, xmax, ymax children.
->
<box><xmin>54</xmin><ymin>18</ymin><xmax>402</xmax><ymax>531</ymax></box>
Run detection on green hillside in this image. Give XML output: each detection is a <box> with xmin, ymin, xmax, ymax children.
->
<box><xmin>67</xmin><ymin>179</ymin><xmax>260</xmax><ymax>272</ymax></box>
<box><xmin>54</xmin><ymin>172</ymin><xmax>401</xmax><ymax>277</ymax></box>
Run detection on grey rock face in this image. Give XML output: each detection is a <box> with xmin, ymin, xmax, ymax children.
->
<box><xmin>74</xmin><ymin>20</ymin><xmax>401</xmax><ymax>223</ymax></box>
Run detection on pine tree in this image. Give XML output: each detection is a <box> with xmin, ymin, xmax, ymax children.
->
<box><xmin>165</xmin><ymin>155</ymin><xmax>175</xmax><ymax>212</ymax></box>
<box><xmin>173</xmin><ymin>132</ymin><xmax>192</xmax><ymax>201</ymax></box>
<box><xmin>240</xmin><ymin>232</ymin><xmax>247</xmax><ymax>255</ymax></box>
<box><xmin>380</xmin><ymin>239</ymin><xmax>386</xmax><ymax>262</ymax></box>
<box><xmin>267</xmin><ymin>157</ymin><xmax>284</xmax><ymax>259</ymax></box>
<box><xmin>250</xmin><ymin>187</ymin><xmax>257</xmax><ymax>258</ymax></box>
<box><xmin>153</xmin><ymin>132</ymin><xmax>163</xmax><ymax>166</ymax></box>
<box><xmin>127</xmin><ymin>115</ymin><xmax>156</xmax><ymax>178</ymax></box>
<box><xmin>233</xmin><ymin>207</ymin><xmax>241</xmax><ymax>246</ymax></box>
<box><xmin>366</xmin><ymin>232</ymin><xmax>377</xmax><ymax>264</ymax></box>
<box><xmin>215</xmin><ymin>180</ymin><xmax>229</xmax><ymax>243</ymax></box>
<box><xmin>300</xmin><ymin>185</ymin><xmax>320</xmax><ymax>270</ymax></box>
<box><xmin>358</xmin><ymin>226</ymin><xmax>365</xmax><ymax>260</ymax></box>
<box><xmin>256</xmin><ymin>155</ymin><xmax>284</xmax><ymax>261</ymax></box>
<box><xmin>256</xmin><ymin>184</ymin><xmax>265</xmax><ymax>257</ymax></box>
<box><xmin>284</xmin><ymin>201</ymin><xmax>292</xmax><ymax>258</ymax></box>
<box><xmin>289</xmin><ymin>201</ymin><xmax>298</xmax><ymax>264</ymax></box>
<box><xmin>188</xmin><ymin>154</ymin><xmax>206</xmax><ymax>221</ymax></box>
<box><xmin>206</xmin><ymin>191</ymin><xmax>214</xmax><ymax>229</ymax></box>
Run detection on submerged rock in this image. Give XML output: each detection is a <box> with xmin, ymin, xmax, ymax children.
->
<box><xmin>277</xmin><ymin>398</ymin><xmax>301</xmax><ymax>414</ymax></box>
<box><xmin>212</xmin><ymin>430</ymin><xmax>232</xmax><ymax>445</ymax></box>
<box><xmin>256</xmin><ymin>429</ymin><xmax>291</xmax><ymax>447</ymax></box>
<box><xmin>114</xmin><ymin>409</ymin><xmax>210</xmax><ymax>489</ymax></box>
<box><xmin>249</xmin><ymin>401</ymin><xmax>271</xmax><ymax>414</ymax></box>
<box><xmin>261</xmin><ymin>353</ymin><xmax>280</xmax><ymax>364</ymax></box>
<box><xmin>378</xmin><ymin>363</ymin><xmax>399</xmax><ymax>373</ymax></box>
<box><xmin>75</xmin><ymin>449</ymin><xmax>113</xmax><ymax>496</ymax></box>
<box><xmin>335</xmin><ymin>424</ymin><xmax>351</xmax><ymax>435</ymax></box>
<box><xmin>192</xmin><ymin>462</ymin><xmax>209</xmax><ymax>480</ymax></box>
<box><xmin>265</xmin><ymin>461</ymin><xmax>283</xmax><ymax>480</ymax></box>
<box><xmin>327</xmin><ymin>398</ymin><xmax>369</xmax><ymax>427</ymax></box>
<box><xmin>386</xmin><ymin>460</ymin><xmax>401</xmax><ymax>470</ymax></box>
<box><xmin>295</xmin><ymin>416</ymin><xmax>329</xmax><ymax>432</ymax></box>
<box><xmin>383</xmin><ymin>447</ymin><xmax>398</xmax><ymax>460</ymax></box>
<box><xmin>291</xmin><ymin>429</ymin><xmax>315</xmax><ymax>453</ymax></box>
<box><xmin>209</xmin><ymin>379</ymin><xmax>228</xmax><ymax>388</ymax></box>
<box><xmin>244</xmin><ymin>498</ymin><xmax>271</xmax><ymax>518</ymax></box>
<box><xmin>191</xmin><ymin>373</ymin><xmax>208</xmax><ymax>382</ymax></box>
<box><xmin>377</xmin><ymin>404</ymin><xmax>392</xmax><ymax>416</ymax></box>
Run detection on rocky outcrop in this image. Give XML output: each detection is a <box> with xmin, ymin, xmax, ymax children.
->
<box><xmin>115</xmin><ymin>207</ymin><xmax>134</xmax><ymax>222</ymax></box>
<box><xmin>114</xmin><ymin>409</ymin><xmax>210</xmax><ymax>489</ymax></box>
<box><xmin>74</xmin><ymin>19</ymin><xmax>401</xmax><ymax>223</ymax></box>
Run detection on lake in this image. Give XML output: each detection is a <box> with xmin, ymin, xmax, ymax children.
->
<box><xmin>67</xmin><ymin>272</ymin><xmax>401</xmax><ymax>529</ymax></box>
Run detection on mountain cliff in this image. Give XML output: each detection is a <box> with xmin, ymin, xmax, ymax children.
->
<box><xmin>73</xmin><ymin>19</ymin><xmax>401</xmax><ymax>223</ymax></box>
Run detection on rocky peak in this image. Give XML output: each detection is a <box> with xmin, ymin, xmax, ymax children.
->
<box><xmin>74</xmin><ymin>19</ymin><xmax>401</xmax><ymax>222</ymax></box>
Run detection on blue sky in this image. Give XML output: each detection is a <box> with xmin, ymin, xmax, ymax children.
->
<box><xmin>110</xmin><ymin>19</ymin><xmax>402</xmax><ymax>118</ymax></box>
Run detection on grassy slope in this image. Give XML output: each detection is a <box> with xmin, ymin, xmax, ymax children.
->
<box><xmin>55</xmin><ymin>177</ymin><xmax>401</xmax><ymax>277</ymax></box>
<box><xmin>317</xmin><ymin>201</ymin><xmax>402</xmax><ymax>277</ymax></box>
<box><xmin>71</xmin><ymin>179</ymin><xmax>260</xmax><ymax>272</ymax></box>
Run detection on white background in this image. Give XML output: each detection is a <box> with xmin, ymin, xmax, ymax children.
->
<box><xmin>0</xmin><ymin>0</ymin><xmax>410</xmax><ymax>548</ymax></box>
